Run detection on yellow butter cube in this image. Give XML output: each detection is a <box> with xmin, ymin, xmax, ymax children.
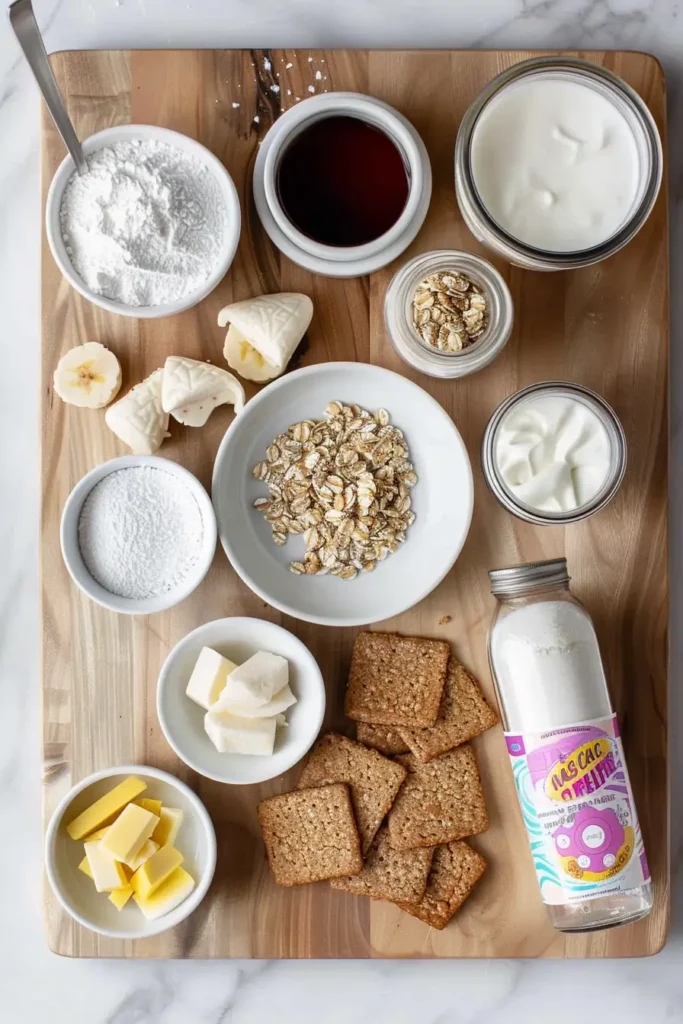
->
<box><xmin>108</xmin><ymin>884</ymin><xmax>134</xmax><ymax>911</ymax></box>
<box><xmin>66</xmin><ymin>776</ymin><xmax>147</xmax><ymax>840</ymax></box>
<box><xmin>133</xmin><ymin>867</ymin><xmax>195</xmax><ymax>921</ymax></box>
<box><xmin>131</xmin><ymin>845</ymin><xmax>183</xmax><ymax>900</ymax></box>
<box><xmin>135</xmin><ymin>798</ymin><xmax>163</xmax><ymax>816</ymax></box>
<box><xmin>152</xmin><ymin>807</ymin><xmax>183</xmax><ymax>848</ymax></box>
<box><xmin>78</xmin><ymin>856</ymin><xmax>94</xmax><ymax>881</ymax></box>
<box><xmin>84</xmin><ymin>841</ymin><xmax>130</xmax><ymax>893</ymax></box>
<box><xmin>87</xmin><ymin>825</ymin><xmax>111</xmax><ymax>842</ymax></box>
<box><xmin>122</xmin><ymin>839</ymin><xmax>159</xmax><ymax>871</ymax></box>
<box><xmin>100</xmin><ymin>803</ymin><xmax>159</xmax><ymax>863</ymax></box>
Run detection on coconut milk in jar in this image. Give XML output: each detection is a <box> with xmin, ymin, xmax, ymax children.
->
<box><xmin>487</xmin><ymin>558</ymin><xmax>652</xmax><ymax>932</ymax></box>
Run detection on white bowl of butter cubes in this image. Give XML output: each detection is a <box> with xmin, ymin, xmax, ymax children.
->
<box><xmin>156</xmin><ymin>617</ymin><xmax>326</xmax><ymax>784</ymax></box>
<box><xmin>45</xmin><ymin>765</ymin><xmax>216</xmax><ymax>939</ymax></box>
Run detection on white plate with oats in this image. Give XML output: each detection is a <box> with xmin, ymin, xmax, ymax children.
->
<box><xmin>212</xmin><ymin>362</ymin><xmax>473</xmax><ymax>626</ymax></box>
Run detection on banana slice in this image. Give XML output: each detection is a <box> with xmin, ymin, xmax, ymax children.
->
<box><xmin>104</xmin><ymin>368</ymin><xmax>170</xmax><ymax>455</ymax></box>
<box><xmin>223</xmin><ymin>325</ymin><xmax>273</xmax><ymax>383</ymax></box>
<box><xmin>53</xmin><ymin>342</ymin><xmax>122</xmax><ymax>409</ymax></box>
<box><xmin>217</xmin><ymin>293</ymin><xmax>313</xmax><ymax>382</ymax></box>
<box><xmin>161</xmin><ymin>356</ymin><xmax>245</xmax><ymax>427</ymax></box>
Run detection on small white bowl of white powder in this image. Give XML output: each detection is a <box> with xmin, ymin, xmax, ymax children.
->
<box><xmin>61</xmin><ymin>455</ymin><xmax>217</xmax><ymax>615</ymax></box>
<box><xmin>46</xmin><ymin>125</ymin><xmax>241</xmax><ymax>318</ymax></box>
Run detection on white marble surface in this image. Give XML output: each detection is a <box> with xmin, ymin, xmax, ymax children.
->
<box><xmin>1</xmin><ymin>1</ymin><xmax>681</xmax><ymax>1020</ymax></box>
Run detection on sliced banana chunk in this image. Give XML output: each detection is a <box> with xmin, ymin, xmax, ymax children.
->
<box><xmin>53</xmin><ymin>342</ymin><xmax>122</xmax><ymax>409</ymax></box>
<box><xmin>161</xmin><ymin>356</ymin><xmax>245</xmax><ymax>427</ymax></box>
<box><xmin>217</xmin><ymin>292</ymin><xmax>313</xmax><ymax>382</ymax></box>
<box><xmin>105</xmin><ymin>368</ymin><xmax>170</xmax><ymax>454</ymax></box>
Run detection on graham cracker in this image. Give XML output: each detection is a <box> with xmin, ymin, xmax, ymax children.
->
<box><xmin>387</xmin><ymin>745</ymin><xmax>489</xmax><ymax>850</ymax></box>
<box><xmin>331</xmin><ymin>826</ymin><xmax>434</xmax><ymax>904</ymax></box>
<box><xmin>399</xmin><ymin>659</ymin><xmax>498</xmax><ymax>763</ymax></box>
<box><xmin>297</xmin><ymin>733</ymin><xmax>407</xmax><ymax>853</ymax></box>
<box><xmin>257</xmin><ymin>783</ymin><xmax>362</xmax><ymax>886</ymax></box>
<box><xmin>395</xmin><ymin>841</ymin><xmax>487</xmax><ymax>929</ymax></box>
<box><xmin>345</xmin><ymin>632</ymin><xmax>450</xmax><ymax>728</ymax></box>
<box><xmin>356</xmin><ymin>722</ymin><xmax>410</xmax><ymax>756</ymax></box>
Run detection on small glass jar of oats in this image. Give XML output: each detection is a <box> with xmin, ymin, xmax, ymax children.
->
<box><xmin>384</xmin><ymin>249</ymin><xmax>514</xmax><ymax>378</ymax></box>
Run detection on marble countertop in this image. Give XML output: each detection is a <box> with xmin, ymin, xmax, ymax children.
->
<box><xmin>1</xmin><ymin>1</ymin><xmax>681</xmax><ymax>1021</ymax></box>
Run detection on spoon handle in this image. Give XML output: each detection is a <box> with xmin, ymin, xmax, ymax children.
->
<box><xmin>8</xmin><ymin>0</ymin><xmax>88</xmax><ymax>174</ymax></box>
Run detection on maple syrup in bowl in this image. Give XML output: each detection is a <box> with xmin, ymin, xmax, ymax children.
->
<box><xmin>254</xmin><ymin>92</ymin><xmax>432</xmax><ymax>277</ymax></box>
<box><xmin>276</xmin><ymin>115</ymin><xmax>410</xmax><ymax>248</ymax></box>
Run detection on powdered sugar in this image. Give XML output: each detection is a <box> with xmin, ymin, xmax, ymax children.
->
<box><xmin>489</xmin><ymin>600</ymin><xmax>611</xmax><ymax>732</ymax></box>
<box><xmin>78</xmin><ymin>466</ymin><xmax>204</xmax><ymax>599</ymax></box>
<box><xmin>60</xmin><ymin>140</ymin><xmax>229</xmax><ymax>307</ymax></box>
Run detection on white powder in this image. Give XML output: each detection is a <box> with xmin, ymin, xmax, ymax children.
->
<box><xmin>489</xmin><ymin>600</ymin><xmax>612</xmax><ymax>732</ymax></box>
<box><xmin>78</xmin><ymin>466</ymin><xmax>204</xmax><ymax>600</ymax></box>
<box><xmin>60</xmin><ymin>140</ymin><xmax>229</xmax><ymax>307</ymax></box>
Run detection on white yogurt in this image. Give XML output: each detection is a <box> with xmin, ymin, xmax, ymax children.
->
<box><xmin>470</xmin><ymin>76</ymin><xmax>641</xmax><ymax>252</ymax></box>
<box><xmin>494</xmin><ymin>395</ymin><xmax>611</xmax><ymax>513</ymax></box>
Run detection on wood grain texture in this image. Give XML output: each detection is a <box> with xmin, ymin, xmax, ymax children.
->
<box><xmin>41</xmin><ymin>49</ymin><xmax>669</xmax><ymax>958</ymax></box>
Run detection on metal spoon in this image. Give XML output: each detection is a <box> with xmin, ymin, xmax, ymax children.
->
<box><xmin>8</xmin><ymin>0</ymin><xmax>87</xmax><ymax>174</ymax></box>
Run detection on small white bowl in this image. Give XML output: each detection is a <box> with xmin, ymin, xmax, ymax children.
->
<box><xmin>157</xmin><ymin>617</ymin><xmax>326</xmax><ymax>785</ymax></box>
<box><xmin>253</xmin><ymin>92</ymin><xmax>432</xmax><ymax>278</ymax></box>
<box><xmin>212</xmin><ymin>362</ymin><xmax>474</xmax><ymax>626</ymax></box>
<box><xmin>60</xmin><ymin>454</ymin><xmax>217</xmax><ymax>615</ymax></box>
<box><xmin>45</xmin><ymin>124</ymin><xmax>241</xmax><ymax>318</ymax></box>
<box><xmin>45</xmin><ymin>765</ymin><xmax>216</xmax><ymax>940</ymax></box>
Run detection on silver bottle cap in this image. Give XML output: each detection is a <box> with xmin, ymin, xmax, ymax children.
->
<box><xmin>489</xmin><ymin>557</ymin><xmax>570</xmax><ymax>597</ymax></box>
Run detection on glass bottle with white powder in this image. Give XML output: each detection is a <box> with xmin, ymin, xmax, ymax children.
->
<box><xmin>488</xmin><ymin>558</ymin><xmax>652</xmax><ymax>932</ymax></box>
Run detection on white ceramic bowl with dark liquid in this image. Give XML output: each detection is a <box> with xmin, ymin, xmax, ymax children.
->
<box><xmin>253</xmin><ymin>92</ymin><xmax>432</xmax><ymax>278</ymax></box>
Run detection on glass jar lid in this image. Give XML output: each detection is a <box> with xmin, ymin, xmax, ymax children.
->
<box><xmin>489</xmin><ymin>557</ymin><xmax>570</xmax><ymax>597</ymax></box>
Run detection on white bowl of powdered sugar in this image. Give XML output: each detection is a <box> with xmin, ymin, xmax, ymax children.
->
<box><xmin>60</xmin><ymin>455</ymin><xmax>217</xmax><ymax>615</ymax></box>
<box><xmin>46</xmin><ymin>125</ymin><xmax>241</xmax><ymax>318</ymax></box>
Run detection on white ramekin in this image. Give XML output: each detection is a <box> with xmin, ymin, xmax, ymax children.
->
<box><xmin>253</xmin><ymin>92</ymin><xmax>432</xmax><ymax>277</ymax></box>
<box><xmin>60</xmin><ymin>454</ymin><xmax>217</xmax><ymax>615</ymax></box>
<box><xmin>45</xmin><ymin>124</ymin><xmax>241</xmax><ymax>319</ymax></box>
<box><xmin>45</xmin><ymin>764</ymin><xmax>217</xmax><ymax>940</ymax></box>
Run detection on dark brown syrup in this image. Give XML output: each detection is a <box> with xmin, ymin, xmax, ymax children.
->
<box><xmin>276</xmin><ymin>115</ymin><xmax>410</xmax><ymax>248</ymax></box>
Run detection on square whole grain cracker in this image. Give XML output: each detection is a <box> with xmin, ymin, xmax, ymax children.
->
<box><xmin>388</xmin><ymin>745</ymin><xmax>489</xmax><ymax>850</ymax></box>
<box><xmin>331</xmin><ymin>826</ymin><xmax>434</xmax><ymax>904</ymax></box>
<box><xmin>356</xmin><ymin>722</ymin><xmax>410</xmax><ymax>756</ymax></box>
<box><xmin>394</xmin><ymin>841</ymin><xmax>487</xmax><ymax>929</ymax></box>
<box><xmin>257</xmin><ymin>783</ymin><xmax>362</xmax><ymax>886</ymax></box>
<box><xmin>297</xmin><ymin>733</ymin><xmax>407</xmax><ymax>853</ymax></box>
<box><xmin>399</xmin><ymin>658</ymin><xmax>498</xmax><ymax>763</ymax></box>
<box><xmin>345</xmin><ymin>632</ymin><xmax>450</xmax><ymax>729</ymax></box>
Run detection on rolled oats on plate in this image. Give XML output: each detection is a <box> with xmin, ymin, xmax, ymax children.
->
<box><xmin>412</xmin><ymin>271</ymin><xmax>488</xmax><ymax>353</ymax></box>
<box><xmin>251</xmin><ymin>401</ymin><xmax>417</xmax><ymax>580</ymax></box>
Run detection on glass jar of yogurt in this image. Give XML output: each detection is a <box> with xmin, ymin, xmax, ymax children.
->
<box><xmin>488</xmin><ymin>558</ymin><xmax>652</xmax><ymax>932</ymax></box>
<box><xmin>481</xmin><ymin>381</ymin><xmax>627</xmax><ymax>525</ymax></box>
<box><xmin>455</xmin><ymin>56</ymin><xmax>662</xmax><ymax>270</ymax></box>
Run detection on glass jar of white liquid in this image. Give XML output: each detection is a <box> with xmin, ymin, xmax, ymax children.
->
<box><xmin>488</xmin><ymin>558</ymin><xmax>652</xmax><ymax>932</ymax></box>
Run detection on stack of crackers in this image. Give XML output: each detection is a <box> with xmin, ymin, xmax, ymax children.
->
<box><xmin>257</xmin><ymin>631</ymin><xmax>497</xmax><ymax>930</ymax></box>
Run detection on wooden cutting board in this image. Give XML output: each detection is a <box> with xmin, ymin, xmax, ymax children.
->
<box><xmin>41</xmin><ymin>48</ymin><xmax>669</xmax><ymax>958</ymax></box>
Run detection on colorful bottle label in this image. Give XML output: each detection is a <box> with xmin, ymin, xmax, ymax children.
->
<box><xmin>505</xmin><ymin>715</ymin><xmax>650</xmax><ymax>905</ymax></box>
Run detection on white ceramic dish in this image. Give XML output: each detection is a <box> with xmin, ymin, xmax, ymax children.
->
<box><xmin>44</xmin><ymin>765</ymin><xmax>216</xmax><ymax>940</ymax></box>
<box><xmin>212</xmin><ymin>362</ymin><xmax>474</xmax><ymax>626</ymax></box>
<box><xmin>253</xmin><ymin>93</ymin><xmax>432</xmax><ymax>278</ymax></box>
<box><xmin>60</xmin><ymin>454</ymin><xmax>217</xmax><ymax>615</ymax></box>
<box><xmin>157</xmin><ymin>617</ymin><xmax>326</xmax><ymax>784</ymax></box>
<box><xmin>45</xmin><ymin>124</ymin><xmax>241</xmax><ymax>318</ymax></box>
